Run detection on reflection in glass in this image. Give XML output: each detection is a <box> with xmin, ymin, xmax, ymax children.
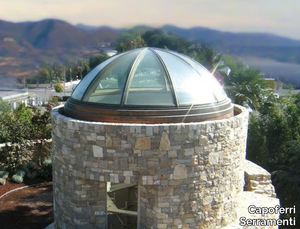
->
<box><xmin>71</xmin><ymin>47</ymin><xmax>229</xmax><ymax>108</ymax></box>
<box><xmin>124</xmin><ymin>50</ymin><xmax>175</xmax><ymax>106</ymax></box>
<box><xmin>71</xmin><ymin>53</ymin><xmax>123</xmax><ymax>100</ymax></box>
<box><xmin>155</xmin><ymin>50</ymin><xmax>217</xmax><ymax>105</ymax></box>
<box><xmin>169</xmin><ymin>50</ymin><xmax>227</xmax><ymax>101</ymax></box>
<box><xmin>82</xmin><ymin>50</ymin><xmax>140</xmax><ymax>104</ymax></box>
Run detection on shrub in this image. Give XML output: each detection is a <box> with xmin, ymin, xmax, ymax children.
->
<box><xmin>26</xmin><ymin>161</ymin><xmax>37</xmax><ymax>170</ymax></box>
<box><xmin>17</xmin><ymin>165</ymin><xmax>30</xmax><ymax>174</ymax></box>
<box><xmin>48</xmin><ymin>96</ymin><xmax>59</xmax><ymax>105</ymax></box>
<box><xmin>14</xmin><ymin>169</ymin><xmax>26</xmax><ymax>177</ymax></box>
<box><xmin>0</xmin><ymin>177</ymin><xmax>6</xmax><ymax>185</ymax></box>
<box><xmin>54</xmin><ymin>81</ymin><xmax>64</xmax><ymax>93</ymax></box>
<box><xmin>26</xmin><ymin>171</ymin><xmax>37</xmax><ymax>179</ymax></box>
<box><xmin>42</xmin><ymin>158</ymin><xmax>52</xmax><ymax>167</ymax></box>
<box><xmin>12</xmin><ymin>174</ymin><xmax>23</xmax><ymax>183</ymax></box>
<box><xmin>11</xmin><ymin>169</ymin><xmax>26</xmax><ymax>183</ymax></box>
<box><xmin>0</xmin><ymin>142</ymin><xmax>33</xmax><ymax>171</ymax></box>
<box><xmin>37</xmin><ymin>158</ymin><xmax>52</xmax><ymax>178</ymax></box>
<box><xmin>0</xmin><ymin>170</ymin><xmax>9</xmax><ymax>185</ymax></box>
<box><xmin>0</xmin><ymin>170</ymin><xmax>9</xmax><ymax>179</ymax></box>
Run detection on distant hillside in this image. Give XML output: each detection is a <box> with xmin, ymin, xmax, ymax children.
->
<box><xmin>162</xmin><ymin>24</ymin><xmax>300</xmax><ymax>47</ymax></box>
<box><xmin>0</xmin><ymin>19</ymin><xmax>118</xmax><ymax>49</ymax></box>
<box><xmin>160</xmin><ymin>25</ymin><xmax>300</xmax><ymax>65</ymax></box>
<box><xmin>0</xmin><ymin>19</ymin><xmax>120</xmax><ymax>84</ymax></box>
<box><xmin>1</xmin><ymin>18</ymin><xmax>300</xmax><ymax>86</ymax></box>
<box><xmin>77</xmin><ymin>23</ymin><xmax>300</xmax><ymax>64</ymax></box>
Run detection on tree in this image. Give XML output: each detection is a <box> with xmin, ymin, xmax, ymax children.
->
<box><xmin>13</xmin><ymin>103</ymin><xmax>32</xmax><ymax>123</ymax></box>
<box><xmin>35</xmin><ymin>63</ymin><xmax>64</xmax><ymax>84</ymax></box>
<box><xmin>0</xmin><ymin>98</ymin><xmax>12</xmax><ymax>115</ymax></box>
<box><xmin>31</xmin><ymin>103</ymin><xmax>53</xmax><ymax>140</ymax></box>
<box><xmin>0</xmin><ymin>104</ymin><xmax>33</xmax><ymax>143</ymax></box>
<box><xmin>115</xmin><ymin>30</ymin><xmax>146</xmax><ymax>52</ymax></box>
<box><xmin>223</xmin><ymin>56</ymin><xmax>269</xmax><ymax>110</ymax></box>
<box><xmin>88</xmin><ymin>53</ymin><xmax>109</xmax><ymax>70</ymax></box>
<box><xmin>272</xmin><ymin>140</ymin><xmax>300</xmax><ymax>220</ymax></box>
<box><xmin>54</xmin><ymin>81</ymin><xmax>64</xmax><ymax>93</ymax></box>
<box><xmin>247</xmin><ymin>93</ymin><xmax>300</xmax><ymax>222</ymax></box>
<box><xmin>187</xmin><ymin>44</ymin><xmax>223</xmax><ymax>70</ymax></box>
<box><xmin>142</xmin><ymin>29</ymin><xmax>189</xmax><ymax>53</ymax></box>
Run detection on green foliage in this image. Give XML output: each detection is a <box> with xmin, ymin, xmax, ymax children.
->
<box><xmin>26</xmin><ymin>161</ymin><xmax>37</xmax><ymax>170</ymax></box>
<box><xmin>247</xmin><ymin>94</ymin><xmax>300</xmax><ymax>169</ymax></box>
<box><xmin>42</xmin><ymin>158</ymin><xmax>52</xmax><ymax>167</ymax></box>
<box><xmin>0</xmin><ymin>98</ymin><xmax>12</xmax><ymax>115</ymax></box>
<box><xmin>0</xmin><ymin>178</ymin><xmax>6</xmax><ymax>185</ymax></box>
<box><xmin>0</xmin><ymin>143</ymin><xmax>32</xmax><ymax>171</ymax></box>
<box><xmin>25</xmin><ymin>161</ymin><xmax>39</xmax><ymax>179</ymax></box>
<box><xmin>17</xmin><ymin>165</ymin><xmax>30</xmax><ymax>174</ymax></box>
<box><xmin>116</xmin><ymin>31</ymin><xmax>146</xmax><ymax>52</ymax></box>
<box><xmin>14</xmin><ymin>169</ymin><xmax>26</xmax><ymax>177</ymax></box>
<box><xmin>37</xmin><ymin>158</ymin><xmax>52</xmax><ymax>178</ymax></box>
<box><xmin>0</xmin><ymin>102</ymin><xmax>36</xmax><ymax>143</ymax></box>
<box><xmin>247</xmin><ymin>93</ymin><xmax>300</xmax><ymax>221</ymax></box>
<box><xmin>80</xmin><ymin>59</ymin><xmax>90</xmax><ymax>79</ymax></box>
<box><xmin>88</xmin><ymin>53</ymin><xmax>109</xmax><ymax>70</ymax></box>
<box><xmin>54</xmin><ymin>81</ymin><xmax>64</xmax><ymax>93</ymax></box>
<box><xmin>12</xmin><ymin>169</ymin><xmax>26</xmax><ymax>183</ymax></box>
<box><xmin>0</xmin><ymin>101</ymin><xmax>53</xmax><ymax>172</ymax></box>
<box><xmin>26</xmin><ymin>171</ymin><xmax>38</xmax><ymax>179</ymax></box>
<box><xmin>48</xmin><ymin>96</ymin><xmax>59</xmax><ymax>106</ymax></box>
<box><xmin>224</xmin><ymin>56</ymin><xmax>269</xmax><ymax>110</ymax></box>
<box><xmin>142</xmin><ymin>29</ymin><xmax>188</xmax><ymax>53</ymax></box>
<box><xmin>12</xmin><ymin>174</ymin><xmax>23</xmax><ymax>183</ymax></box>
<box><xmin>36</xmin><ymin>63</ymin><xmax>64</xmax><ymax>84</ymax></box>
<box><xmin>13</xmin><ymin>103</ymin><xmax>32</xmax><ymax>123</ymax></box>
<box><xmin>272</xmin><ymin>140</ymin><xmax>300</xmax><ymax>220</ymax></box>
<box><xmin>30</xmin><ymin>105</ymin><xmax>53</xmax><ymax>140</ymax></box>
<box><xmin>0</xmin><ymin>170</ymin><xmax>9</xmax><ymax>179</ymax></box>
<box><xmin>0</xmin><ymin>114</ymin><xmax>33</xmax><ymax>143</ymax></box>
<box><xmin>187</xmin><ymin>44</ymin><xmax>222</xmax><ymax>70</ymax></box>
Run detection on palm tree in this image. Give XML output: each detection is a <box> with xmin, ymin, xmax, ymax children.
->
<box><xmin>187</xmin><ymin>43</ymin><xmax>223</xmax><ymax>71</ymax></box>
<box><xmin>223</xmin><ymin>56</ymin><xmax>270</xmax><ymax>110</ymax></box>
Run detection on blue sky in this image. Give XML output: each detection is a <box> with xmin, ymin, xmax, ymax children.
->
<box><xmin>1</xmin><ymin>0</ymin><xmax>300</xmax><ymax>40</ymax></box>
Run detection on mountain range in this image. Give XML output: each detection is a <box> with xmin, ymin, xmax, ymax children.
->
<box><xmin>1</xmin><ymin>18</ymin><xmax>300</xmax><ymax>86</ymax></box>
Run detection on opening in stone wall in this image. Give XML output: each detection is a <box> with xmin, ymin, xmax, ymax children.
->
<box><xmin>107</xmin><ymin>182</ymin><xmax>138</xmax><ymax>228</ymax></box>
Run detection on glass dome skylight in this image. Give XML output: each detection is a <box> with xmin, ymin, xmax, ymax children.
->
<box><xmin>64</xmin><ymin>47</ymin><xmax>233</xmax><ymax>123</ymax></box>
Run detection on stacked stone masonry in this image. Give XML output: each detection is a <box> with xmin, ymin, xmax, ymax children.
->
<box><xmin>244</xmin><ymin>160</ymin><xmax>276</xmax><ymax>198</ymax></box>
<box><xmin>52</xmin><ymin>105</ymin><xmax>251</xmax><ymax>229</ymax></box>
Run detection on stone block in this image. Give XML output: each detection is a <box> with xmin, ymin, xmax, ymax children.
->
<box><xmin>173</xmin><ymin>164</ymin><xmax>187</xmax><ymax>180</ymax></box>
<box><xmin>105</xmin><ymin>134</ymin><xmax>112</xmax><ymax>147</ymax></box>
<box><xmin>92</xmin><ymin>145</ymin><xmax>103</xmax><ymax>158</ymax></box>
<box><xmin>112</xmin><ymin>137</ymin><xmax>121</xmax><ymax>147</ymax></box>
<box><xmin>199</xmin><ymin>135</ymin><xmax>209</xmax><ymax>146</ymax></box>
<box><xmin>134</xmin><ymin>137</ymin><xmax>151</xmax><ymax>150</ymax></box>
<box><xmin>159</xmin><ymin>131</ymin><xmax>171</xmax><ymax>151</ymax></box>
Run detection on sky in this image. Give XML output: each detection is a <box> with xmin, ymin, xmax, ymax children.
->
<box><xmin>1</xmin><ymin>0</ymin><xmax>300</xmax><ymax>40</ymax></box>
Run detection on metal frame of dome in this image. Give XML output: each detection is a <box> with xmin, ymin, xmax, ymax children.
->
<box><xmin>64</xmin><ymin>47</ymin><xmax>233</xmax><ymax>123</ymax></box>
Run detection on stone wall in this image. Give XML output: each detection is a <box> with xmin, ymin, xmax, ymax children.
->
<box><xmin>51</xmin><ymin>105</ymin><xmax>249</xmax><ymax>229</ymax></box>
<box><xmin>244</xmin><ymin>160</ymin><xmax>276</xmax><ymax>198</ymax></box>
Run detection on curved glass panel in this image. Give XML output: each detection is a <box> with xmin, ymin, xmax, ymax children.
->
<box><xmin>82</xmin><ymin>50</ymin><xmax>140</xmax><ymax>104</ymax></box>
<box><xmin>124</xmin><ymin>50</ymin><xmax>175</xmax><ymax>106</ymax></box>
<box><xmin>65</xmin><ymin>48</ymin><xmax>233</xmax><ymax>123</ymax></box>
<box><xmin>155</xmin><ymin>50</ymin><xmax>217</xmax><ymax>105</ymax></box>
<box><xmin>71</xmin><ymin>53</ymin><xmax>124</xmax><ymax>100</ymax></box>
<box><xmin>169</xmin><ymin>51</ymin><xmax>227</xmax><ymax>101</ymax></box>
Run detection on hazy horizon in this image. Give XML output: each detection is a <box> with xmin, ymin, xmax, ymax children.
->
<box><xmin>0</xmin><ymin>0</ymin><xmax>299</xmax><ymax>40</ymax></box>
